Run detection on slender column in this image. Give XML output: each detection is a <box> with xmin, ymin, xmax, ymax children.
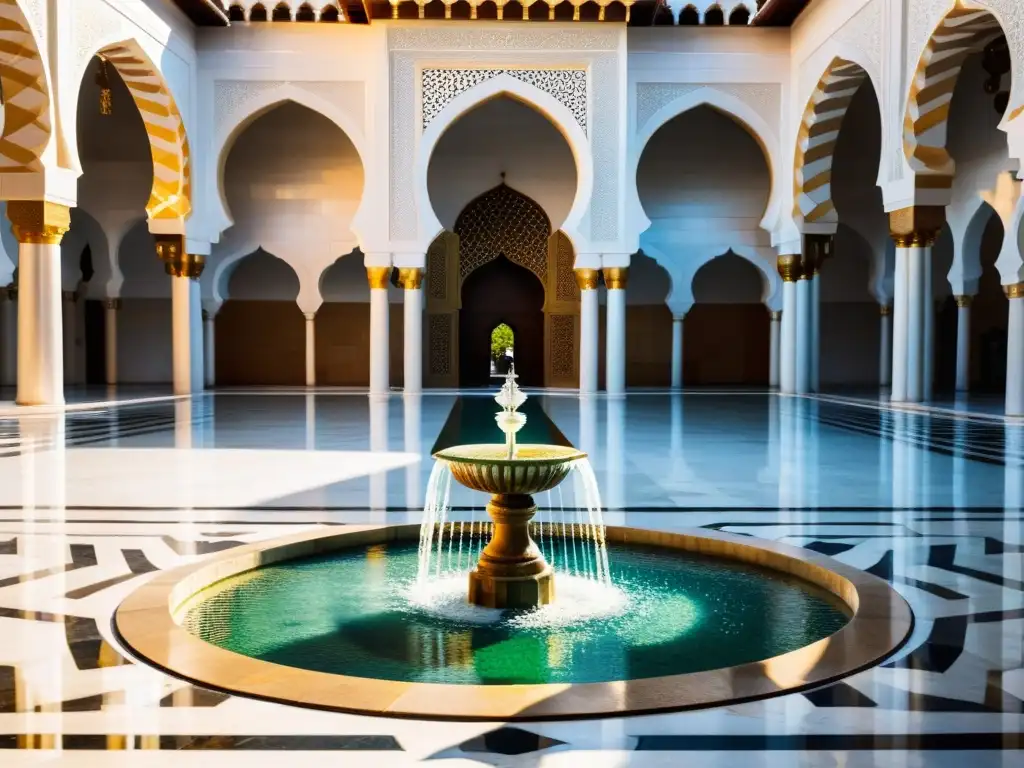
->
<box><xmin>104</xmin><ymin>298</ymin><xmax>120</xmax><ymax>386</ymax></box>
<box><xmin>796</xmin><ymin>274</ymin><xmax>811</xmax><ymax>394</ymax></box>
<box><xmin>1006</xmin><ymin>283</ymin><xmax>1024</xmax><ymax>416</ymax></box>
<box><xmin>575</xmin><ymin>269</ymin><xmax>599</xmax><ymax>393</ymax></box>
<box><xmin>922</xmin><ymin>250</ymin><xmax>935</xmax><ymax>401</ymax></box>
<box><xmin>7</xmin><ymin>202</ymin><xmax>70</xmax><ymax>406</ymax></box>
<box><xmin>399</xmin><ymin>268</ymin><xmax>423</xmax><ymax>394</ymax></box>
<box><xmin>155</xmin><ymin>235</ymin><xmax>204</xmax><ymax>396</ymax></box>
<box><xmin>777</xmin><ymin>255</ymin><xmax>800</xmax><ymax>394</ymax></box>
<box><xmin>954</xmin><ymin>295</ymin><xmax>972</xmax><ymax>392</ymax></box>
<box><xmin>889</xmin><ymin>206</ymin><xmax>944</xmax><ymax>404</ymax></box>
<box><xmin>203</xmin><ymin>310</ymin><xmax>215</xmax><ymax>388</ymax></box>
<box><xmin>670</xmin><ymin>313</ymin><xmax>684</xmax><ymax>389</ymax></box>
<box><xmin>0</xmin><ymin>287</ymin><xmax>16</xmax><ymax>388</ymax></box>
<box><xmin>811</xmin><ymin>274</ymin><xmax>821</xmax><ymax>392</ymax></box>
<box><xmin>879</xmin><ymin>305</ymin><xmax>892</xmax><ymax>387</ymax></box>
<box><xmin>603</xmin><ymin>267</ymin><xmax>627</xmax><ymax>396</ymax></box>
<box><xmin>367</xmin><ymin>267</ymin><xmax>390</xmax><ymax>396</ymax></box>
<box><xmin>769</xmin><ymin>310</ymin><xmax>781</xmax><ymax>388</ymax></box>
<box><xmin>61</xmin><ymin>290</ymin><xmax>77</xmax><ymax>386</ymax></box>
<box><xmin>304</xmin><ymin>313</ymin><xmax>316</xmax><ymax>387</ymax></box>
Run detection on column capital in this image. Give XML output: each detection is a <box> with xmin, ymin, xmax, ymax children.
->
<box><xmin>397</xmin><ymin>267</ymin><xmax>424</xmax><ymax>290</ymax></box>
<box><xmin>602</xmin><ymin>267</ymin><xmax>628</xmax><ymax>290</ymax></box>
<box><xmin>1005</xmin><ymin>282</ymin><xmax>1024</xmax><ymax>300</ymax></box>
<box><xmin>367</xmin><ymin>266</ymin><xmax>392</xmax><ymax>290</ymax></box>
<box><xmin>155</xmin><ymin>234</ymin><xmax>204</xmax><ymax>279</ymax></box>
<box><xmin>889</xmin><ymin>205</ymin><xmax>945</xmax><ymax>247</ymax></box>
<box><xmin>304</xmin><ymin>311</ymin><xmax>316</xmax><ymax>321</ymax></box>
<box><xmin>880</xmin><ymin>304</ymin><xmax>892</xmax><ymax>316</ymax></box>
<box><xmin>769</xmin><ymin>310</ymin><xmax>782</xmax><ymax>322</ymax></box>
<box><xmin>574</xmin><ymin>268</ymin><xmax>599</xmax><ymax>291</ymax></box>
<box><xmin>6</xmin><ymin>201</ymin><xmax>71</xmax><ymax>245</ymax></box>
<box><xmin>954</xmin><ymin>295</ymin><xmax>973</xmax><ymax>308</ymax></box>
<box><xmin>777</xmin><ymin>254</ymin><xmax>801</xmax><ymax>282</ymax></box>
<box><xmin>104</xmin><ymin>298</ymin><xmax>121</xmax><ymax>311</ymax></box>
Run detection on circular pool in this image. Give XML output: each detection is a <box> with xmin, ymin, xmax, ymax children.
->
<box><xmin>115</xmin><ymin>525</ymin><xmax>913</xmax><ymax>720</ymax></box>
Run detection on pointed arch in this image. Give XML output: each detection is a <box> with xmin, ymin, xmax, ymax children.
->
<box><xmin>904</xmin><ymin>5</ymin><xmax>1005</xmax><ymax>188</ymax></box>
<box><xmin>86</xmin><ymin>41</ymin><xmax>192</xmax><ymax>227</ymax></box>
<box><xmin>416</xmin><ymin>73</ymin><xmax>592</xmax><ymax>254</ymax></box>
<box><xmin>211</xmin><ymin>84</ymin><xmax>368</xmax><ymax>239</ymax></box>
<box><xmin>793</xmin><ymin>58</ymin><xmax>870</xmax><ymax>226</ymax></box>
<box><xmin>454</xmin><ymin>183</ymin><xmax>550</xmax><ymax>286</ymax></box>
<box><xmin>0</xmin><ymin>0</ymin><xmax>52</xmax><ymax>174</ymax></box>
<box><xmin>631</xmin><ymin>86</ymin><xmax>782</xmax><ymax>237</ymax></box>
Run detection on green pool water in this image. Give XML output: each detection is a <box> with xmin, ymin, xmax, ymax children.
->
<box><xmin>182</xmin><ymin>540</ymin><xmax>850</xmax><ymax>686</ymax></box>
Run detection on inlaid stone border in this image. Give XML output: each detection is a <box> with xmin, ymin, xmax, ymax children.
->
<box><xmin>114</xmin><ymin>524</ymin><xmax>913</xmax><ymax>721</ymax></box>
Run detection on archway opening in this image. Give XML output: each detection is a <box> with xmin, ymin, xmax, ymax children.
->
<box><xmin>461</xmin><ymin>256</ymin><xmax>544</xmax><ymax>388</ymax></box>
<box><xmin>217</xmin><ymin>249</ymin><xmax>303</xmax><ymax>385</ymax></box>
<box><xmin>74</xmin><ymin>57</ymin><xmax>155</xmax><ymax>385</ymax></box>
<box><xmin>425</xmin><ymin>94</ymin><xmax>580</xmax><ymax>389</ymax></box>
<box><xmin>728</xmin><ymin>5</ymin><xmax>750</xmax><ymax>25</ymax></box>
<box><xmin>689</xmin><ymin>252</ymin><xmax>768</xmax><ymax>384</ymax></box>
<box><xmin>490</xmin><ymin>322</ymin><xmax>515</xmax><ymax>377</ymax></box>
<box><xmin>679</xmin><ymin>5</ymin><xmax>699</xmax><ymax>24</ymax></box>
<box><xmin>828</xmin><ymin>76</ymin><xmax>889</xmax><ymax>390</ymax></box>
<box><xmin>636</xmin><ymin>103</ymin><xmax>772</xmax><ymax>386</ymax></box>
<box><xmin>216</xmin><ymin>100</ymin><xmax>365</xmax><ymax>385</ymax></box>
<box><xmin>703</xmin><ymin>5</ymin><xmax>724</xmax><ymax>25</ymax></box>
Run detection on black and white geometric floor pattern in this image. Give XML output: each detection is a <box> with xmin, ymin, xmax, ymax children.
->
<box><xmin>0</xmin><ymin>511</ymin><xmax>1021</xmax><ymax>761</ymax></box>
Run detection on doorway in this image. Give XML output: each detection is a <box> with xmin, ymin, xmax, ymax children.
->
<box><xmin>460</xmin><ymin>255</ymin><xmax>545</xmax><ymax>387</ymax></box>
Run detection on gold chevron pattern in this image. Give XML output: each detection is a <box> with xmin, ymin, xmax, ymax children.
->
<box><xmin>99</xmin><ymin>43</ymin><xmax>191</xmax><ymax>222</ymax></box>
<box><xmin>0</xmin><ymin>0</ymin><xmax>50</xmax><ymax>173</ymax></box>
<box><xmin>793</xmin><ymin>58</ymin><xmax>867</xmax><ymax>225</ymax></box>
<box><xmin>904</xmin><ymin>4</ymin><xmax>1003</xmax><ymax>189</ymax></box>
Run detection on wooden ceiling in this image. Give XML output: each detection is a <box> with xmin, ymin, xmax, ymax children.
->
<box><xmin>173</xmin><ymin>0</ymin><xmax>812</xmax><ymax>27</ymax></box>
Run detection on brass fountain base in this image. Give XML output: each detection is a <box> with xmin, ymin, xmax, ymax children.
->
<box><xmin>468</xmin><ymin>493</ymin><xmax>554</xmax><ymax>609</ymax></box>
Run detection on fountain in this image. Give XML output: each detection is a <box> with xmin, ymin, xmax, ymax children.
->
<box><xmin>432</xmin><ymin>367</ymin><xmax>585</xmax><ymax>609</ymax></box>
<box><xmin>113</xmin><ymin>371</ymin><xmax>913</xmax><ymax>720</ymax></box>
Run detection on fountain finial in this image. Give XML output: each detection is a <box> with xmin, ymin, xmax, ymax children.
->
<box><xmin>494</xmin><ymin>364</ymin><xmax>527</xmax><ymax>459</ymax></box>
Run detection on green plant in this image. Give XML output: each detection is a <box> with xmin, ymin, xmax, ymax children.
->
<box><xmin>490</xmin><ymin>323</ymin><xmax>514</xmax><ymax>361</ymax></box>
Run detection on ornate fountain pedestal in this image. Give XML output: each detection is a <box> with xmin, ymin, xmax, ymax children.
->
<box><xmin>468</xmin><ymin>493</ymin><xmax>554</xmax><ymax>609</ymax></box>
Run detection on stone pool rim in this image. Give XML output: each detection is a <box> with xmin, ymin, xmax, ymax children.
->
<box><xmin>113</xmin><ymin>524</ymin><xmax>914</xmax><ymax>721</ymax></box>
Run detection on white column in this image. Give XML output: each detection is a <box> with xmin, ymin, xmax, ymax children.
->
<box><xmin>923</xmin><ymin>250</ymin><xmax>934</xmax><ymax>401</ymax></box>
<box><xmin>304</xmin><ymin>312</ymin><xmax>316</xmax><ymax>387</ymax></box>
<box><xmin>811</xmin><ymin>274</ymin><xmax>821</xmax><ymax>392</ymax></box>
<box><xmin>156</xmin><ymin>236</ymin><xmax>204</xmax><ymax>396</ymax></box>
<box><xmin>954</xmin><ymin>295</ymin><xmax>971</xmax><ymax>392</ymax></box>
<box><xmin>891</xmin><ymin>245</ymin><xmax>909</xmax><ymax>402</ymax></box>
<box><xmin>906</xmin><ymin>245</ymin><xmax>925</xmax><ymax>402</ymax></box>
<box><xmin>1006</xmin><ymin>285</ymin><xmax>1024</xmax><ymax>416</ymax></box>
<box><xmin>203</xmin><ymin>310</ymin><xmax>216</xmax><ymax>388</ymax></box>
<box><xmin>879</xmin><ymin>305</ymin><xmax>892</xmax><ymax>388</ymax></box>
<box><xmin>367</xmin><ymin>267</ymin><xmax>390</xmax><ymax>396</ymax></box>
<box><xmin>576</xmin><ymin>269</ymin><xmax>599</xmax><ymax>393</ymax></box>
<box><xmin>104</xmin><ymin>298</ymin><xmax>119</xmax><ymax>386</ymax></box>
<box><xmin>8</xmin><ymin>203</ymin><xmax>70</xmax><ymax>406</ymax></box>
<box><xmin>769</xmin><ymin>310</ymin><xmax>781</xmax><ymax>388</ymax></box>
<box><xmin>0</xmin><ymin>286</ymin><xmax>16</xmax><ymax>388</ymax></box>
<box><xmin>61</xmin><ymin>290</ymin><xmax>77</xmax><ymax>386</ymax></box>
<box><xmin>780</xmin><ymin>279</ymin><xmax>798</xmax><ymax>394</ymax></box>
<box><xmin>399</xmin><ymin>268</ymin><xmax>423</xmax><ymax>394</ymax></box>
<box><xmin>796</xmin><ymin>276</ymin><xmax>811</xmax><ymax>394</ymax></box>
<box><xmin>604</xmin><ymin>267</ymin><xmax>627</xmax><ymax>396</ymax></box>
<box><xmin>670</xmin><ymin>313</ymin><xmax>684</xmax><ymax>389</ymax></box>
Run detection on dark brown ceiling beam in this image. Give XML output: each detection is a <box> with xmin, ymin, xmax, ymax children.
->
<box><xmin>751</xmin><ymin>0</ymin><xmax>811</xmax><ymax>26</ymax></box>
<box><xmin>173</xmin><ymin>0</ymin><xmax>230</xmax><ymax>25</ymax></box>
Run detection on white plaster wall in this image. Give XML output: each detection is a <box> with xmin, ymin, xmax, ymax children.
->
<box><xmin>427</xmin><ymin>96</ymin><xmax>577</xmax><ymax>233</ymax></box>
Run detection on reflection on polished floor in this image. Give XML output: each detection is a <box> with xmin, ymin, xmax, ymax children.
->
<box><xmin>0</xmin><ymin>391</ymin><xmax>1021</xmax><ymax>766</ymax></box>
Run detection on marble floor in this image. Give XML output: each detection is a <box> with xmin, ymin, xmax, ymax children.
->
<box><xmin>0</xmin><ymin>390</ymin><xmax>1021</xmax><ymax>766</ymax></box>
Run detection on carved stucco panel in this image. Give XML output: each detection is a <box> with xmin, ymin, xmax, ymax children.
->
<box><xmin>635</xmin><ymin>82</ymin><xmax>781</xmax><ymax>142</ymax></box>
<box><xmin>422</xmin><ymin>69</ymin><xmax>587</xmax><ymax>133</ymax></box>
<box><xmin>389</xmin><ymin>25</ymin><xmax>622</xmax><ymax>246</ymax></box>
<box><xmin>832</xmin><ymin>0</ymin><xmax>884</xmax><ymax>74</ymax></box>
<box><xmin>214</xmin><ymin>80</ymin><xmax>366</xmax><ymax>141</ymax></box>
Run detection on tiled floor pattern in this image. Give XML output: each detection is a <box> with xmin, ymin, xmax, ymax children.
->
<box><xmin>0</xmin><ymin>391</ymin><xmax>1020</xmax><ymax>766</ymax></box>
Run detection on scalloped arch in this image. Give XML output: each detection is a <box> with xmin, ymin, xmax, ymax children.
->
<box><xmin>0</xmin><ymin>0</ymin><xmax>52</xmax><ymax>174</ymax></box>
